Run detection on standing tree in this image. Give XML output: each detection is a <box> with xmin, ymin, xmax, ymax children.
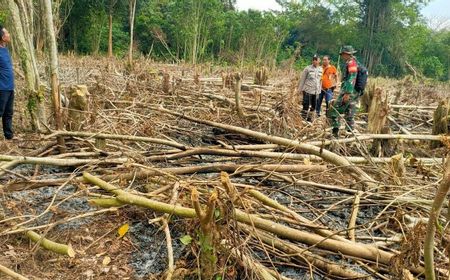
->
<box><xmin>41</xmin><ymin>0</ymin><xmax>65</xmax><ymax>149</ymax></box>
<box><xmin>128</xmin><ymin>0</ymin><xmax>137</xmax><ymax>67</ymax></box>
<box><xmin>4</xmin><ymin>0</ymin><xmax>47</xmax><ymax>131</ymax></box>
<box><xmin>108</xmin><ymin>0</ymin><xmax>118</xmax><ymax>59</ymax></box>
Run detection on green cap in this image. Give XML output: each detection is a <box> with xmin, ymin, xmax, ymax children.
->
<box><xmin>340</xmin><ymin>45</ymin><xmax>357</xmax><ymax>55</ymax></box>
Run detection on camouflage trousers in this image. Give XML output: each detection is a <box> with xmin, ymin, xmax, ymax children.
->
<box><xmin>327</xmin><ymin>92</ymin><xmax>359</xmax><ymax>130</ymax></box>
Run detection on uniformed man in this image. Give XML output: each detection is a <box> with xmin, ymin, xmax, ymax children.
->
<box><xmin>327</xmin><ymin>46</ymin><xmax>359</xmax><ymax>138</ymax></box>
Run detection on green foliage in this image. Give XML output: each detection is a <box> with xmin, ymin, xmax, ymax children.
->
<box><xmin>56</xmin><ymin>0</ymin><xmax>448</xmax><ymax>81</ymax></box>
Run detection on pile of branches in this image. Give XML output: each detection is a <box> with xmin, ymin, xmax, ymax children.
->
<box><xmin>1</xmin><ymin>57</ymin><xmax>449</xmax><ymax>279</ymax></box>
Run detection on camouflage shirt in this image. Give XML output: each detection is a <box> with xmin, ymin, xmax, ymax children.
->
<box><xmin>341</xmin><ymin>57</ymin><xmax>358</xmax><ymax>95</ymax></box>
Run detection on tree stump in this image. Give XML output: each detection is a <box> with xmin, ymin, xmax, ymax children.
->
<box><xmin>234</xmin><ymin>73</ymin><xmax>244</xmax><ymax>118</ymax></box>
<box><xmin>255</xmin><ymin>66</ymin><xmax>268</xmax><ymax>86</ymax></box>
<box><xmin>390</xmin><ymin>153</ymin><xmax>405</xmax><ymax>185</ymax></box>
<box><xmin>361</xmin><ymin>81</ymin><xmax>375</xmax><ymax>113</ymax></box>
<box><xmin>67</xmin><ymin>85</ymin><xmax>90</xmax><ymax>131</ymax></box>
<box><xmin>194</xmin><ymin>72</ymin><xmax>200</xmax><ymax>85</ymax></box>
<box><xmin>221</xmin><ymin>72</ymin><xmax>233</xmax><ymax>89</ymax></box>
<box><xmin>162</xmin><ymin>71</ymin><xmax>171</xmax><ymax>93</ymax></box>
<box><xmin>431</xmin><ymin>99</ymin><xmax>450</xmax><ymax>149</ymax></box>
<box><xmin>368</xmin><ymin>87</ymin><xmax>391</xmax><ymax>156</ymax></box>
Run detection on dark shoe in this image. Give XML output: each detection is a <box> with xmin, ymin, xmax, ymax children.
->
<box><xmin>332</xmin><ymin>128</ymin><xmax>339</xmax><ymax>138</ymax></box>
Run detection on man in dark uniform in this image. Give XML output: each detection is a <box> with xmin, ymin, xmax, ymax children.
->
<box><xmin>0</xmin><ymin>25</ymin><xmax>15</xmax><ymax>140</ymax></box>
<box><xmin>327</xmin><ymin>46</ymin><xmax>359</xmax><ymax>138</ymax></box>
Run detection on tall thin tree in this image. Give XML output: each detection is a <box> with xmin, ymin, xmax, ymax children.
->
<box><xmin>4</xmin><ymin>0</ymin><xmax>47</xmax><ymax>131</ymax></box>
<box><xmin>128</xmin><ymin>0</ymin><xmax>137</xmax><ymax>67</ymax></box>
<box><xmin>41</xmin><ymin>0</ymin><xmax>65</xmax><ymax>150</ymax></box>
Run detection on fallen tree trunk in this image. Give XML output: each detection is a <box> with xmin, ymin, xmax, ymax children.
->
<box><xmin>307</xmin><ymin>134</ymin><xmax>449</xmax><ymax>146</ymax></box>
<box><xmin>155</xmin><ymin>107</ymin><xmax>377</xmax><ymax>188</ymax></box>
<box><xmin>101</xmin><ymin>163</ymin><xmax>327</xmax><ymax>182</ymax></box>
<box><xmin>0</xmin><ymin>155</ymin><xmax>128</xmax><ymax>167</ymax></box>
<box><xmin>246</xmin><ymin>188</ymin><xmax>349</xmax><ymax>242</ymax></box>
<box><xmin>145</xmin><ymin>147</ymin><xmax>444</xmax><ymax>166</ymax></box>
<box><xmin>46</xmin><ymin>130</ymin><xmax>188</xmax><ymax>150</ymax></box>
<box><xmin>83</xmin><ymin>172</ymin><xmax>424</xmax><ymax>271</ymax></box>
<box><xmin>241</xmin><ymin>225</ymin><xmax>367</xmax><ymax>279</ymax></box>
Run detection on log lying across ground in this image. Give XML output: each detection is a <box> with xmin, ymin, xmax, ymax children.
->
<box><xmin>83</xmin><ymin>172</ymin><xmax>425</xmax><ymax>274</ymax></box>
<box><xmin>47</xmin><ymin>130</ymin><xmax>188</xmax><ymax>150</ymax></box>
<box><xmin>26</xmin><ymin>230</ymin><xmax>75</xmax><ymax>257</ymax></box>
<box><xmin>155</xmin><ymin>106</ymin><xmax>378</xmax><ymax>188</ymax></box>
<box><xmin>0</xmin><ymin>155</ymin><xmax>128</xmax><ymax>167</ymax></box>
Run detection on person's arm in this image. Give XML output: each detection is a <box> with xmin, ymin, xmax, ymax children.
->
<box><xmin>298</xmin><ymin>68</ymin><xmax>307</xmax><ymax>93</ymax></box>
<box><xmin>330</xmin><ymin>66</ymin><xmax>338</xmax><ymax>88</ymax></box>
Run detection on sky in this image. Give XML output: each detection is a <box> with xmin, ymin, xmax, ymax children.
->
<box><xmin>235</xmin><ymin>0</ymin><xmax>450</xmax><ymax>18</ymax></box>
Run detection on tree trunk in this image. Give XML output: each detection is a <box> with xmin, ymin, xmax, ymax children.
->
<box><xmin>368</xmin><ymin>87</ymin><xmax>391</xmax><ymax>156</ymax></box>
<box><xmin>128</xmin><ymin>0</ymin><xmax>137</xmax><ymax>67</ymax></box>
<box><xmin>108</xmin><ymin>13</ymin><xmax>113</xmax><ymax>58</ymax></box>
<box><xmin>234</xmin><ymin>72</ymin><xmax>244</xmax><ymax>118</ymax></box>
<box><xmin>431</xmin><ymin>99</ymin><xmax>449</xmax><ymax>149</ymax></box>
<box><xmin>6</xmin><ymin>0</ymin><xmax>47</xmax><ymax>131</ymax></box>
<box><xmin>41</xmin><ymin>0</ymin><xmax>65</xmax><ymax>151</ymax></box>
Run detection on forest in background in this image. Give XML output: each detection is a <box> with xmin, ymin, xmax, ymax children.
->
<box><xmin>27</xmin><ymin>0</ymin><xmax>450</xmax><ymax>82</ymax></box>
<box><xmin>0</xmin><ymin>1</ymin><xmax>448</xmax><ymax>80</ymax></box>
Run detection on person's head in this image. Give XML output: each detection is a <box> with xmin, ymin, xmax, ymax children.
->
<box><xmin>0</xmin><ymin>25</ymin><xmax>10</xmax><ymax>44</ymax></box>
<box><xmin>339</xmin><ymin>45</ymin><xmax>357</xmax><ymax>60</ymax></box>
<box><xmin>322</xmin><ymin>55</ymin><xmax>330</xmax><ymax>66</ymax></box>
<box><xmin>312</xmin><ymin>55</ymin><xmax>320</xmax><ymax>67</ymax></box>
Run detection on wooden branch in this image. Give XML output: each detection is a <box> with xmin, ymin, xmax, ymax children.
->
<box><xmin>26</xmin><ymin>230</ymin><xmax>75</xmax><ymax>257</ymax></box>
<box><xmin>146</xmin><ymin>147</ymin><xmax>444</xmax><ymax>166</ymax></box>
<box><xmin>247</xmin><ymin>189</ymin><xmax>349</xmax><ymax>242</ymax></box>
<box><xmin>230</xmin><ymin>248</ymin><xmax>277</xmax><ymax>280</ymax></box>
<box><xmin>241</xmin><ymin>224</ymin><xmax>367</xmax><ymax>279</ymax></box>
<box><xmin>348</xmin><ymin>191</ymin><xmax>362</xmax><ymax>242</ymax></box>
<box><xmin>0</xmin><ymin>155</ymin><xmax>128</xmax><ymax>167</ymax></box>
<box><xmin>390</xmin><ymin>105</ymin><xmax>436</xmax><ymax>110</ymax></box>
<box><xmin>46</xmin><ymin>130</ymin><xmax>188</xmax><ymax>150</ymax></box>
<box><xmin>307</xmin><ymin>134</ymin><xmax>449</xmax><ymax>147</ymax></box>
<box><xmin>101</xmin><ymin>163</ymin><xmax>327</xmax><ymax>183</ymax></box>
<box><xmin>424</xmin><ymin>156</ymin><xmax>450</xmax><ymax>280</ymax></box>
<box><xmin>0</xmin><ymin>264</ymin><xmax>29</xmax><ymax>280</ymax></box>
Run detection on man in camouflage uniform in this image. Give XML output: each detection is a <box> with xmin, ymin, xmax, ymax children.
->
<box><xmin>327</xmin><ymin>46</ymin><xmax>359</xmax><ymax>138</ymax></box>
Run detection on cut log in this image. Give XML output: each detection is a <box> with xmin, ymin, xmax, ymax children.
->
<box><xmin>26</xmin><ymin>230</ymin><xmax>75</xmax><ymax>257</ymax></box>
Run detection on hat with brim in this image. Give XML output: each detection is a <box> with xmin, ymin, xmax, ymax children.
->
<box><xmin>340</xmin><ymin>45</ymin><xmax>357</xmax><ymax>55</ymax></box>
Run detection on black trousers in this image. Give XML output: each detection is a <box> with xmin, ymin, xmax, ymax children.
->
<box><xmin>0</xmin><ymin>90</ymin><xmax>14</xmax><ymax>139</ymax></box>
<box><xmin>301</xmin><ymin>92</ymin><xmax>317</xmax><ymax>121</ymax></box>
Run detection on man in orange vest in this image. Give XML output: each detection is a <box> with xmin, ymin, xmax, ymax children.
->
<box><xmin>316</xmin><ymin>55</ymin><xmax>337</xmax><ymax>117</ymax></box>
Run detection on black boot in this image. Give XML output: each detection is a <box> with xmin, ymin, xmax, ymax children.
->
<box><xmin>332</xmin><ymin>127</ymin><xmax>339</xmax><ymax>138</ymax></box>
